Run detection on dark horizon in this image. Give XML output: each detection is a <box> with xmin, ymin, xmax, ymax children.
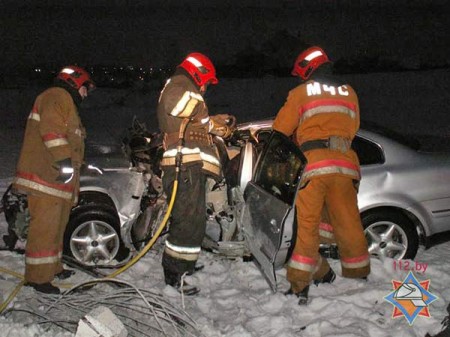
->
<box><xmin>1</xmin><ymin>1</ymin><xmax>449</xmax><ymax>73</ymax></box>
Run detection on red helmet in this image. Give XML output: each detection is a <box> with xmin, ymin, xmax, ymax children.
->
<box><xmin>178</xmin><ymin>52</ymin><xmax>218</xmax><ymax>87</ymax></box>
<box><xmin>291</xmin><ymin>46</ymin><xmax>330</xmax><ymax>80</ymax></box>
<box><xmin>57</xmin><ymin>65</ymin><xmax>95</xmax><ymax>90</ymax></box>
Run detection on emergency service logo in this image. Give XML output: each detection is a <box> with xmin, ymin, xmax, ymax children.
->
<box><xmin>384</xmin><ymin>271</ymin><xmax>438</xmax><ymax>325</ymax></box>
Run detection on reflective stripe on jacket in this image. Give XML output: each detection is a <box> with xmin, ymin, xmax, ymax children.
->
<box><xmin>13</xmin><ymin>87</ymin><xmax>85</xmax><ymax>200</ymax></box>
<box><xmin>273</xmin><ymin>80</ymin><xmax>361</xmax><ymax>182</ymax></box>
<box><xmin>157</xmin><ymin>74</ymin><xmax>221</xmax><ymax>178</ymax></box>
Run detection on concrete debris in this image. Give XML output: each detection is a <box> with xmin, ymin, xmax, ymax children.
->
<box><xmin>75</xmin><ymin>306</ymin><xmax>128</xmax><ymax>337</ymax></box>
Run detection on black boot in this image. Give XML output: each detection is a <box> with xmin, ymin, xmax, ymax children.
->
<box><xmin>314</xmin><ymin>268</ymin><xmax>336</xmax><ymax>286</ymax></box>
<box><xmin>3</xmin><ymin>233</ymin><xmax>18</xmax><ymax>251</ymax></box>
<box><xmin>176</xmin><ymin>282</ymin><xmax>201</xmax><ymax>296</ymax></box>
<box><xmin>186</xmin><ymin>264</ymin><xmax>204</xmax><ymax>276</ymax></box>
<box><xmin>284</xmin><ymin>286</ymin><xmax>310</xmax><ymax>305</ymax></box>
<box><xmin>164</xmin><ymin>269</ymin><xmax>200</xmax><ymax>296</ymax></box>
<box><xmin>297</xmin><ymin>286</ymin><xmax>309</xmax><ymax>305</ymax></box>
<box><xmin>26</xmin><ymin>282</ymin><xmax>60</xmax><ymax>295</ymax></box>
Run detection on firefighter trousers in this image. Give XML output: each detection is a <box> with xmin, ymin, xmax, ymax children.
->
<box><xmin>25</xmin><ymin>194</ymin><xmax>72</xmax><ymax>284</ymax></box>
<box><xmin>287</xmin><ymin>175</ymin><xmax>370</xmax><ymax>293</ymax></box>
<box><xmin>161</xmin><ymin>164</ymin><xmax>206</xmax><ymax>285</ymax></box>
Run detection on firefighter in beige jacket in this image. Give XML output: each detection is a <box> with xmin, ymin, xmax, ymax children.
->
<box><xmin>13</xmin><ymin>66</ymin><xmax>94</xmax><ymax>294</ymax></box>
<box><xmin>273</xmin><ymin>46</ymin><xmax>370</xmax><ymax>305</ymax></box>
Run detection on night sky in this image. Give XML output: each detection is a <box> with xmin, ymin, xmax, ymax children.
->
<box><xmin>1</xmin><ymin>0</ymin><xmax>449</xmax><ymax>74</ymax></box>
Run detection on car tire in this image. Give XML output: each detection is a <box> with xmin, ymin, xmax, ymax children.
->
<box><xmin>362</xmin><ymin>210</ymin><xmax>419</xmax><ymax>260</ymax></box>
<box><xmin>64</xmin><ymin>205</ymin><xmax>129</xmax><ymax>267</ymax></box>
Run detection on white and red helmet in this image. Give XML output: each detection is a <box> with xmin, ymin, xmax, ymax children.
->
<box><xmin>291</xmin><ymin>46</ymin><xmax>330</xmax><ymax>80</ymax></box>
<box><xmin>179</xmin><ymin>52</ymin><xmax>218</xmax><ymax>87</ymax></box>
<box><xmin>57</xmin><ymin>65</ymin><xmax>95</xmax><ymax>90</ymax></box>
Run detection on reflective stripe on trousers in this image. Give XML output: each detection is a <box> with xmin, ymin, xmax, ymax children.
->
<box><xmin>25</xmin><ymin>194</ymin><xmax>72</xmax><ymax>284</ymax></box>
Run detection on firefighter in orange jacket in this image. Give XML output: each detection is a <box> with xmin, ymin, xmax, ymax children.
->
<box><xmin>273</xmin><ymin>46</ymin><xmax>370</xmax><ymax>305</ymax></box>
<box><xmin>12</xmin><ymin>66</ymin><xmax>95</xmax><ymax>294</ymax></box>
<box><xmin>157</xmin><ymin>52</ymin><xmax>234</xmax><ymax>295</ymax></box>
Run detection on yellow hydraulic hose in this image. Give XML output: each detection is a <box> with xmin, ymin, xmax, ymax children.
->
<box><xmin>0</xmin><ymin>266</ymin><xmax>24</xmax><ymax>280</ymax></box>
<box><xmin>1</xmin><ymin>118</ymin><xmax>189</xmax><ymax>311</ymax></box>
<box><xmin>0</xmin><ymin>179</ymin><xmax>178</xmax><ymax>310</ymax></box>
<box><xmin>105</xmin><ymin>117</ymin><xmax>189</xmax><ymax>279</ymax></box>
<box><xmin>0</xmin><ymin>280</ymin><xmax>25</xmax><ymax>313</ymax></box>
<box><xmin>106</xmin><ymin>179</ymin><xmax>178</xmax><ymax>278</ymax></box>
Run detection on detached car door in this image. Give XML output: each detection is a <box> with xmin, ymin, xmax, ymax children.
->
<box><xmin>243</xmin><ymin>131</ymin><xmax>306</xmax><ymax>291</ymax></box>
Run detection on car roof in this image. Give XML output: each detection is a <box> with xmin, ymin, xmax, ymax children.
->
<box><xmin>237</xmin><ymin>118</ymin><xmax>450</xmax><ymax>153</ymax></box>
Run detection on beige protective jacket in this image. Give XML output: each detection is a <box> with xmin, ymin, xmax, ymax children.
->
<box><xmin>13</xmin><ymin>86</ymin><xmax>85</xmax><ymax>203</ymax></box>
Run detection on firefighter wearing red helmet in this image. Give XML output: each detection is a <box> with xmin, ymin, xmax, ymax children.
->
<box><xmin>157</xmin><ymin>52</ymin><xmax>235</xmax><ymax>295</ymax></box>
<box><xmin>273</xmin><ymin>46</ymin><xmax>370</xmax><ymax>304</ymax></box>
<box><xmin>12</xmin><ymin>65</ymin><xmax>95</xmax><ymax>294</ymax></box>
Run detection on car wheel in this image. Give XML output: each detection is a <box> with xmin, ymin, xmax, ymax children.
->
<box><xmin>64</xmin><ymin>205</ymin><xmax>129</xmax><ymax>266</ymax></box>
<box><xmin>362</xmin><ymin>210</ymin><xmax>419</xmax><ymax>260</ymax></box>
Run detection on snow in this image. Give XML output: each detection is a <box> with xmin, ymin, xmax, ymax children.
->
<box><xmin>1</xmin><ymin>69</ymin><xmax>450</xmax><ymax>336</ymax></box>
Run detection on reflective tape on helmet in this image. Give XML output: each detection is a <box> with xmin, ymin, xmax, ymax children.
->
<box><xmin>60</xmin><ymin>67</ymin><xmax>75</xmax><ymax>75</ymax></box>
<box><xmin>186</xmin><ymin>56</ymin><xmax>203</xmax><ymax>68</ymax></box>
<box><xmin>305</xmin><ymin>50</ymin><xmax>324</xmax><ymax>61</ymax></box>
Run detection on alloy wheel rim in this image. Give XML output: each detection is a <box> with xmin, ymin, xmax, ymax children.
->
<box><xmin>365</xmin><ymin>220</ymin><xmax>408</xmax><ymax>259</ymax></box>
<box><xmin>70</xmin><ymin>220</ymin><xmax>120</xmax><ymax>265</ymax></box>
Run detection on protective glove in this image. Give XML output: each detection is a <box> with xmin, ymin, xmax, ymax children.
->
<box><xmin>54</xmin><ymin>158</ymin><xmax>74</xmax><ymax>183</ymax></box>
<box><xmin>209</xmin><ymin>114</ymin><xmax>237</xmax><ymax>139</ymax></box>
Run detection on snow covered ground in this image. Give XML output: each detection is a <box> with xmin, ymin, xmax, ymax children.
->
<box><xmin>1</xmin><ymin>69</ymin><xmax>450</xmax><ymax>336</ymax></box>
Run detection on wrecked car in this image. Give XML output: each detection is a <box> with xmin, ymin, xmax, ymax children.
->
<box><xmin>3</xmin><ymin>118</ymin><xmax>450</xmax><ymax>291</ymax></box>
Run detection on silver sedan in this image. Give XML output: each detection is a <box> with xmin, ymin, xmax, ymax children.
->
<box><xmin>239</xmin><ymin>119</ymin><xmax>450</xmax><ymax>261</ymax></box>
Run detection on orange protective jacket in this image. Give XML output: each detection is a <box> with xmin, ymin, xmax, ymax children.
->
<box><xmin>273</xmin><ymin>80</ymin><xmax>360</xmax><ymax>182</ymax></box>
<box><xmin>13</xmin><ymin>87</ymin><xmax>85</xmax><ymax>203</ymax></box>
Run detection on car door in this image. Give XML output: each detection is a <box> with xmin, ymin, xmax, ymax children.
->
<box><xmin>243</xmin><ymin>131</ymin><xmax>306</xmax><ymax>291</ymax></box>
